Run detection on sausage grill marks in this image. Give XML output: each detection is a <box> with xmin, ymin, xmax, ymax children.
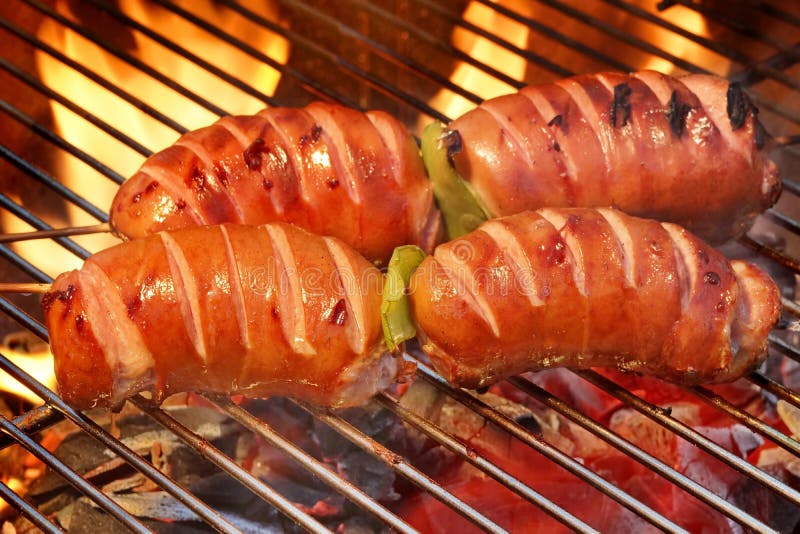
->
<box><xmin>442</xmin><ymin>71</ymin><xmax>781</xmax><ymax>244</ymax></box>
<box><xmin>110</xmin><ymin>71</ymin><xmax>780</xmax><ymax>263</ymax></box>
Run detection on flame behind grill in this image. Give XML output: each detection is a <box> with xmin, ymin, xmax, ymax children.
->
<box><xmin>0</xmin><ymin>0</ymin><xmax>798</xmax><ymax>532</ymax></box>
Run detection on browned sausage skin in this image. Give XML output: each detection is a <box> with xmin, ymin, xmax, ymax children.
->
<box><xmin>444</xmin><ymin>71</ymin><xmax>781</xmax><ymax>244</ymax></box>
<box><xmin>110</xmin><ymin>103</ymin><xmax>440</xmax><ymax>265</ymax></box>
<box><xmin>409</xmin><ymin>209</ymin><xmax>781</xmax><ymax>388</ymax></box>
<box><xmin>44</xmin><ymin>223</ymin><xmax>402</xmax><ymax>409</ymax></box>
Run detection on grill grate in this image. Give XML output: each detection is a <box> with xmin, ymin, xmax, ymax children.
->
<box><xmin>0</xmin><ymin>1</ymin><xmax>799</xmax><ymax>532</ymax></box>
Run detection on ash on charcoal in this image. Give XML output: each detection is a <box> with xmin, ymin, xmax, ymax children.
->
<box><xmin>336</xmin><ymin>450</ymin><xmax>400</xmax><ymax>502</ymax></box>
<box><xmin>28</xmin><ymin>406</ymin><xmax>236</xmax><ymax>498</ymax></box>
<box><xmin>313</xmin><ymin>402</ymin><xmax>409</xmax><ymax>457</ymax></box>
<box><xmin>61</xmin><ymin>496</ymin><xmax>282</xmax><ymax>534</ymax></box>
<box><xmin>728</xmin><ymin>462</ymin><xmax>800</xmax><ymax>533</ymax></box>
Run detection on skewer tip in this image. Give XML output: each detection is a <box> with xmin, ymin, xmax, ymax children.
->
<box><xmin>0</xmin><ymin>283</ymin><xmax>52</xmax><ymax>294</ymax></box>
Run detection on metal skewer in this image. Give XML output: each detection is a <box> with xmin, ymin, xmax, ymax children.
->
<box><xmin>0</xmin><ymin>283</ymin><xmax>51</xmax><ymax>293</ymax></box>
<box><xmin>0</xmin><ymin>223</ymin><xmax>112</xmax><ymax>243</ymax></box>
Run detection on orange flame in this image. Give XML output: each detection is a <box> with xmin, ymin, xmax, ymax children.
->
<box><xmin>1</xmin><ymin>0</ymin><xmax>288</xmax><ymax>403</ymax></box>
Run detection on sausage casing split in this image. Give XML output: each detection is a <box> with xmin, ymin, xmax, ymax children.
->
<box><xmin>445</xmin><ymin>71</ymin><xmax>781</xmax><ymax>243</ymax></box>
<box><xmin>409</xmin><ymin>209</ymin><xmax>781</xmax><ymax>388</ymax></box>
<box><xmin>111</xmin><ymin>103</ymin><xmax>441</xmax><ymax>264</ymax></box>
<box><xmin>43</xmin><ymin>223</ymin><xmax>400</xmax><ymax>409</ymax></box>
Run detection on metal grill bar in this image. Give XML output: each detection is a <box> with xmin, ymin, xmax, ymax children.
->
<box><xmin>128</xmin><ymin>395</ymin><xmax>332</xmax><ymax>533</ymax></box>
<box><xmin>83</xmin><ymin>0</ymin><xmax>294</xmax><ymax>108</ymax></box>
<box><xmin>213</xmin><ymin>0</ymin><xmax>441</xmax><ymax>119</ymax></box>
<box><xmin>410</xmin><ymin>361</ymin><xmax>689</xmax><ymax>531</ymax></box>
<box><xmin>349</xmin><ymin>0</ymin><xmax>526</xmax><ymax>90</ymax></box>
<box><xmin>374</xmin><ymin>392</ymin><xmax>605</xmax><ymax>534</ymax></box>
<box><xmin>0</xmin><ymin>1</ymin><xmax>798</xmax><ymax>532</ymax></box>
<box><xmin>413</xmin><ymin>0</ymin><xmax>574</xmax><ymax>78</ymax></box>
<box><xmin>660</xmin><ymin>0</ymin><xmax>800</xmax><ymax>54</ymax></box>
<box><xmin>0</xmin><ymin>412</ymin><xmax>152</xmax><ymax>533</ymax></box>
<box><xmin>688</xmin><ymin>384</ymin><xmax>800</xmax><ymax>455</ymax></box>
<box><xmin>0</xmin><ymin>144</ymin><xmax>108</xmax><ymax>222</ymax></box>
<box><xmin>207</xmin><ymin>395</ymin><xmax>418</xmax><ymax>534</ymax></box>
<box><xmin>772</xmin><ymin>336</ymin><xmax>800</xmax><ymax>364</ymax></box>
<box><xmin>0</xmin><ymin>329</ymin><xmax>247</xmax><ymax>533</ymax></box>
<box><xmin>0</xmin><ymin>12</ymin><xmax>188</xmax><ymax>134</ymax></box>
<box><xmin>273</xmin><ymin>0</ymin><xmax>485</xmax><ymax>107</ymax></box>
<box><xmin>531</xmin><ymin>0</ymin><xmax>800</xmax><ymax>124</ymax></box>
<box><xmin>0</xmin><ymin>479</ymin><xmax>63</xmax><ymax>534</ymax></box>
<box><xmin>0</xmin><ymin>236</ymin><xmax>759</xmax><ymax>531</ymax></box>
<box><xmin>577</xmin><ymin>370</ymin><xmax>800</xmax><ymax>506</ymax></box>
<box><xmin>600</xmin><ymin>0</ymin><xmax>800</xmax><ymax>91</ymax></box>
<box><xmin>0</xmin><ymin>246</ymin><xmax>51</xmax><ymax>283</ymax></box>
<box><xmin>0</xmin><ymin>99</ymin><xmax>125</xmax><ymax>184</ymax></box>
<box><xmin>748</xmin><ymin>372</ymin><xmax>800</xmax><ymax>410</ymax></box>
<box><xmin>0</xmin><ymin>194</ymin><xmax>90</xmax><ymax>260</ymax></box>
<box><xmin>299</xmin><ymin>402</ymin><xmax>510</xmax><ymax>533</ymax></box>
<box><xmin>0</xmin><ymin>58</ymin><xmax>152</xmax><ymax>157</ymax></box>
<box><xmin>21</xmin><ymin>0</ymin><xmax>230</xmax><ymax>117</ymax></box>
<box><xmin>508</xmin><ymin>375</ymin><xmax>779</xmax><ymax>531</ymax></box>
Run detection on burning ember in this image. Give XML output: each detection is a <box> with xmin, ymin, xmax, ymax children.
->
<box><xmin>0</xmin><ymin>0</ymin><xmax>799</xmax><ymax>532</ymax></box>
<box><xmin>3</xmin><ymin>348</ymin><xmax>799</xmax><ymax>533</ymax></box>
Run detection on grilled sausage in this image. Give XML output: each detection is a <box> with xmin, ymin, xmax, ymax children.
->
<box><xmin>43</xmin><ymin>223</ymin><xmax>400</xmax><ymax>409</ymax></box>
<box><xmin>442</xmin><ymin>71</ymin><xmax>781</xmax><ymax>243</ymax></box>
<box><xmin>110</xmin><ymin>103</ymin><xmax>441</xmax><ymax>265</ymax></box>
<box><xmin>409</xmin><ymin>208</ymin><xmax>781</xmax><ymax>388</ymax></box>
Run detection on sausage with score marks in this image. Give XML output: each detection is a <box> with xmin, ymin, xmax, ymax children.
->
<box><xmin>408</xmin><ymin>208</ymin><xmax>781</xmax><ymax>388</ymax></box>
<box><xmin>111</xmin><ymin>102</ymin><xmax>441</xmax><ymax>265</ymax></box>
<box><xmin>44</xmin><ymin>223</ymin><xmax>402</xmax><ymax>409</ymax></box>
<box><xmin>425</xmin><ymin>71</ymin><xmax>782</xmax><ymax>243</ymax></box>
<box><xmin>44</xmin><ymin>212</ymin><xmax>781</xmax><ymax>409</ymax></box>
